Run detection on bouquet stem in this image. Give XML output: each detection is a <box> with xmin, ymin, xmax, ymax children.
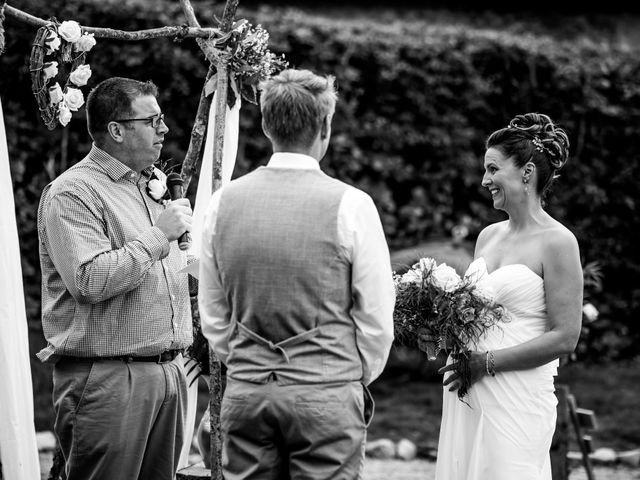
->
<box><xmin>417</xmin><ymin>333</ymin><xmax>440</xmax><ymax>361</ymax></box>
<box><xmin>455</xmin><ymin>352</ymin><xmax>472</xmax><ymax>400</ymax></box>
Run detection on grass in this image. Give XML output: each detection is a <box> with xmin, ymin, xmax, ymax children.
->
<box><xmin>366</xmin><ymin>349</ymin><xmax>640</xmax><ymax>455</ymax></box>
<box><xmin>555</xmin><ymin>358</ymin><xmax>640</xmax><ymax>451</ymax></box>
<box><xmin>33</xmin><ymin>348</ymin><xmax>640</xmax><ymax>456</ymax></box>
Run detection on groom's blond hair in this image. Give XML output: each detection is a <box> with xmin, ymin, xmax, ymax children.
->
<box><xmin>259</xmin><ymin>69</ymin><xmax>337</xmax><ymax>148</ymax></box>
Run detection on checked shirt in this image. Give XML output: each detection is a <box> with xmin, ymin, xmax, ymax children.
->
<box><xmin>37</xmin><ymin>144</ymin><xmax>192</xmax><ymax>362</ymax></box>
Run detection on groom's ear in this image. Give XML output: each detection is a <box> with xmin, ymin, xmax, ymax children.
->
<box><xmin>261</xmin><ymin>119</ymin><xmax>272</xmax><ymax>141</ymax></box>
<box><xmin>320</xmin><ymin>115</ymin><xmax>331</xmax><ymax>140</ymax></box>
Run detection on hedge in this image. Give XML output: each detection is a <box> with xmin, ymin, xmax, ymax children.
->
<box><xmin>2</xmin><ymin>0</ymin><xmax>639</xmax><ymax>427</ymax></box>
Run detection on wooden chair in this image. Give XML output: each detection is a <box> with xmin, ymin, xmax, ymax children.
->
<box><xmin>551</xmin><ymin>384</ymin><xmax>598</xmax><ymax>480</ymax></box>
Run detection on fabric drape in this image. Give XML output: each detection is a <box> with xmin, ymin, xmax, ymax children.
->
<box><xmin>0</xmin><ymin>97</ymin><xmax>41</xmax><ymax>479</ymax></box>
<box><xmin>178</xmin><ymin>91</ymin><xmax>240</xmax><ymax>470</ymax></box>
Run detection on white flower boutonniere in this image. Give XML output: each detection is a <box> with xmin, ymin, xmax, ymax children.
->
<box><xmin>146</xmin><ymin>167</ymin><xmax>169</xmax><ymax>204</ymax></box>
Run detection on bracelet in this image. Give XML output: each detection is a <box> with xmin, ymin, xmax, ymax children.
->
<box><xmin>485</xmin><ymin>350</ymin><xmax>496</xmax><ymax>377</ymax></box>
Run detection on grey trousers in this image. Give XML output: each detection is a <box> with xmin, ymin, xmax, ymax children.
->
<box><xmin>222</xmin><ymin>379</ymin><xmax>374</xmax><ymax>480</ymax></box>
<box><xmin>52</xmin><ymin>356</ymin><xmax>188</xmax><ymax>480</ymax></box>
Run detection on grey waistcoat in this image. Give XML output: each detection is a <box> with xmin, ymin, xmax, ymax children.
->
<box><xmin>212</xmin><ymin>166</ymin><xmax>364</xmax><ymax>384</ymax></box>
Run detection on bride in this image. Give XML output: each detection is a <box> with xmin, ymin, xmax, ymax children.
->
<box><xmin>435</xmin><ymin>112</ymin><xmax>584</xmax><ymax>480</ymax></box>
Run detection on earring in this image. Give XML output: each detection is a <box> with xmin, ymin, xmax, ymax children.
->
<box><xmin>523</xmin><ymin>177</ymin><xmax>530</xmax><ymax>195</ymax></box>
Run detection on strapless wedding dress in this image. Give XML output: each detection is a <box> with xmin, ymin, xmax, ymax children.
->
<box><xmin>435</xmin><ymin>257</ymin><xmax>559</xmax><ymax>480</ymax></box>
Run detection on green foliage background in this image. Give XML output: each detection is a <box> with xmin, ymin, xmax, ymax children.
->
<box><xmin>2</xmin><ymin>0</ymin><xmax>639</xmax><ymax>429</ymax></box>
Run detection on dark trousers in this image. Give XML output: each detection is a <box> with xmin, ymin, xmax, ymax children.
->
<box><xmin>52</xmin><ymin>356</ymin><xmax>188</xmax><ymax>480</ymax></box>
<box><xmin>222</xmin><ymin>379</ymin><xmax>374</xmax><ymax>480</ymax></box>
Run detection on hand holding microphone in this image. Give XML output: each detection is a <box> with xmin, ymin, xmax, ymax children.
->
<box><xmin>156</xmin><ymin>172</ymin><xmax>192</xmax><ymax>250</ymax></box>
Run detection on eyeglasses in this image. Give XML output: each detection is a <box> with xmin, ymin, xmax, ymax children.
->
<box><xmin>114</xmin><ymin>113</ymin><xmax>165</xmax><ymax>129</ymax></box>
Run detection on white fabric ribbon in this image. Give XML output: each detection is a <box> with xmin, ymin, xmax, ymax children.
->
<box><xmin>0</xmin><ymin>98</ymin><xmax>41</xmax><ymax>478</ymax></box>
<box><xmin>178</xmin><ymin>91</ymin><xmax>240</xmax><ymax>470</ymax></box>
<box><xmin>188</xmin><ymin>91</ymin><xmax>240</xmax><ymax>259</ymax></box>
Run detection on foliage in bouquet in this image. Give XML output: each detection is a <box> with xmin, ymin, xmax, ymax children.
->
<box><xmin>393</xmin><ymin>257</ymin><xmax>507</xmax><ymax>399</ymax></box>
<box><xmin>206</xmin><ymin>19</ymin><xmax>288</xmax><ymax>107</ymax></box>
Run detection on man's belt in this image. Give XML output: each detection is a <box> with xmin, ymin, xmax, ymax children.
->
<box><xmin>58</xmin><ymin>349</ymin><xmax>182</xmax><ymax>364</ymax></box>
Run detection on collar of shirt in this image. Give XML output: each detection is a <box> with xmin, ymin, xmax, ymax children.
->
<box><xmin>89</xmin><ymin>143</ymin><xmax>140</xmax><ymax>182</ymax></box>
<box><xmin>267</xmin><ymin>152</ymin><xmax>320</xmax><ymax>170</ymax></box>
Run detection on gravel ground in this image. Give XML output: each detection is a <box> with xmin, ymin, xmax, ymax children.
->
<box><xmin>363</xmin><ymin>458</ymin><xmax>640</xmax><ymax>480</ymax></box>
<box><xmin>39</xmin><ymin>452</ymin><xmax>638</xmax><ymax>480</ymax></box>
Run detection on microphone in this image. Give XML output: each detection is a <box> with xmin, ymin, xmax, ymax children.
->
<box><xmin>166</xmin><ymin>172</ymin><xmax>191</xmax><ymax>251</ymax></box>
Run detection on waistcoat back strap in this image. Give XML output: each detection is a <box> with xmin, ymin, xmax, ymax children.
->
<box><xmin>236</xmin><ymin>322</ymin><xmax>321</xmax><ymax>364</ymax></box>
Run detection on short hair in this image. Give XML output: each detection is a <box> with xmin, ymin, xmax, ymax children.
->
<box><xmin>486</xmin><ymin>112</ymin><xmax>570</xmax><ymax>198</ymax></box>
<box><xmin>259</xmin><ymin>69</ymin><xmax>338</xmax><ymax>148</ymax></box>
<box><xmin>86</xmin><ymin>77</ymin><xmax>159</xmax><ymax>143</ymax></box>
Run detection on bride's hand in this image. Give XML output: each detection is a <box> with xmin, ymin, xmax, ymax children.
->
<box><xmin>438</xmin><ymin>351</ymin><xmax>487</xmax><ymax>392</ymax></box>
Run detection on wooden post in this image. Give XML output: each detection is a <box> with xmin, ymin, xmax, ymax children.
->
<box><xmin>211</xmin><ymin>59</ymin><xmax>229</xmax><ymax>194</ymax></box>
<box><xmin>208</xmin><ymin>350</ymin><xmax>224</xmax><ymax>480</ymax></box>
<box><xmin>551</xmin><ymin>384</ymin><xmax>570</xmax><ymax>480</ymax></box>
<box><xmin>207</xmin><ymin>5</ymin><xmax>239</xmax><ymax>480</ymax></box>
<box><xmin>179</xmin><ymin>65</ymin><xmax>216</xmax><ymax>192</ymax></box>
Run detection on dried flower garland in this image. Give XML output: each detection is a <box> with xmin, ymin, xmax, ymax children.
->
<box><xmin>30</xmin><ymin>19</ymin><xmax>96</xmax><ymax>129</ymax></box>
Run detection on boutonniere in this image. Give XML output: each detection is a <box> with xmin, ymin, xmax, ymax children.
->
<box><xmin>146</xmin><ymin>167</ymin><xmax>170</xmax><ymax>205</ymax></box>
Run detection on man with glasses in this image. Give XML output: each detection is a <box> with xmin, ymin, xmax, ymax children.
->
<box><xmin>37</xmin><ymin>77</ymin><xmax>193</xmax><ymax>480</ymax></box>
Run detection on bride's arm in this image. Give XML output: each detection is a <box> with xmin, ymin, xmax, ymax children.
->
<box><xmin>443</xmin><ymin>228</ymin><xmax>583</xmax><ymax>391</ymax></box>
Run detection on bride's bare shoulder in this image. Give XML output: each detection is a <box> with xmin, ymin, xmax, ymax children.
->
<box><xmin>477</xmin><ymin>220</ymin><xmax>508</xmax><ymax>242</ymax></box>
<box><xmin>538</xmin><ymin>219</ymin><xmax>579</xmax><ymax>245</ymax></box>
<box><xmin>475</xmin><ymin>221</ymin><xmax>508</xmax><ymax>256</ymax></box>
<box><xmin>535</xmin><ymin>220</ymin><xmax>581</xmax><ymax>269</ymax></box>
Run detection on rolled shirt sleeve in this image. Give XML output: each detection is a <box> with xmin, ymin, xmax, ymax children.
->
<box><xmin>198</xmin><ymin>189</ymin><xmax>233</xmax><ymax>364</ymax></box>
<box><xmin>339</xmin><ymin>188</ymin><xmax>395</xmax><ymax>386</ymax></box>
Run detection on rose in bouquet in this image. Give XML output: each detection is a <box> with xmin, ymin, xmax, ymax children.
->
<box><xmin>393</xmin><ymin>257</ymin><xmax>507</xmax><ymax>399</ymax></box>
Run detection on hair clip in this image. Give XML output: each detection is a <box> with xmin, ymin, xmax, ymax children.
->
<box><xmin>532</xmin><ymin>137</ymin><xmax>554</xmax><ymax>156</ymax></box>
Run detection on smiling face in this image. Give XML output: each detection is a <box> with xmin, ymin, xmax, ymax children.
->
<box><xmin>117</xmin><ymin>95</ymin><xmax>169</xmax><ymax>172</ymax></box>
<box><xmin>482</xmin><ymin>147</ymin><xmax>528</xmax><ymax>212</ymax></box>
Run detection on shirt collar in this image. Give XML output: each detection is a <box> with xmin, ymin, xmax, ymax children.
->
<box><xmin>88</xmin><ymin>144</ymin><xmax>138</xmax><ymax>181</ymax></box>
<box><xmin>267</xmin><ymin>152</ymin><xmax>320</xmax><ymax>170</ymax></box>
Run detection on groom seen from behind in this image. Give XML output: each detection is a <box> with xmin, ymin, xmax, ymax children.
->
<box><xmin>199</xmin><ymin>68</ymin><xmax>396</xmax><ymax>479</ymax></box>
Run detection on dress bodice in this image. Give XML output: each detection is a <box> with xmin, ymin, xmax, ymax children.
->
<box><xmin>465</xmin><ymin>257</ymin><xmax>556</xmax><ymax>370</ymax></box>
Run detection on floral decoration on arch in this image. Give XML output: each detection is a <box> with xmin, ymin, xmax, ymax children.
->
<box><xmin>204</xmin><ymin>19</ymin><xmax>288</xmax><ymax>107</ymax></box>
<box><xmin>30</xmin><ymin>19</ymin><xmax>96</xmax><ymax>130</ymax></box>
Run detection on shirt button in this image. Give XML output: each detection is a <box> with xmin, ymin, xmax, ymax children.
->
<box><xmin>173</xmin><ymin>322</ymin><xmax>178</xmax><ymax>328</ymax></box>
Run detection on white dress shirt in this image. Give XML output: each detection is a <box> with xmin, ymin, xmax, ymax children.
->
<box><xmin>198</xmin><ymin>152</ymin><xmax>395</xmax><ymax>385</ymax></box>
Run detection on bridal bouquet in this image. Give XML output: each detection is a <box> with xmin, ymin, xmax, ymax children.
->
<box><xmin>393</xmin><ymin>257</ymin><xmax>507</xmax><ymax>399</ymax></box>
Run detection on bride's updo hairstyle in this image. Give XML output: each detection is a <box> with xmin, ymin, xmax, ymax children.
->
<box><xmin>486</xmin><ymin>112</ymin><xmax>570</xmax><ymax>198</ymax></box>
